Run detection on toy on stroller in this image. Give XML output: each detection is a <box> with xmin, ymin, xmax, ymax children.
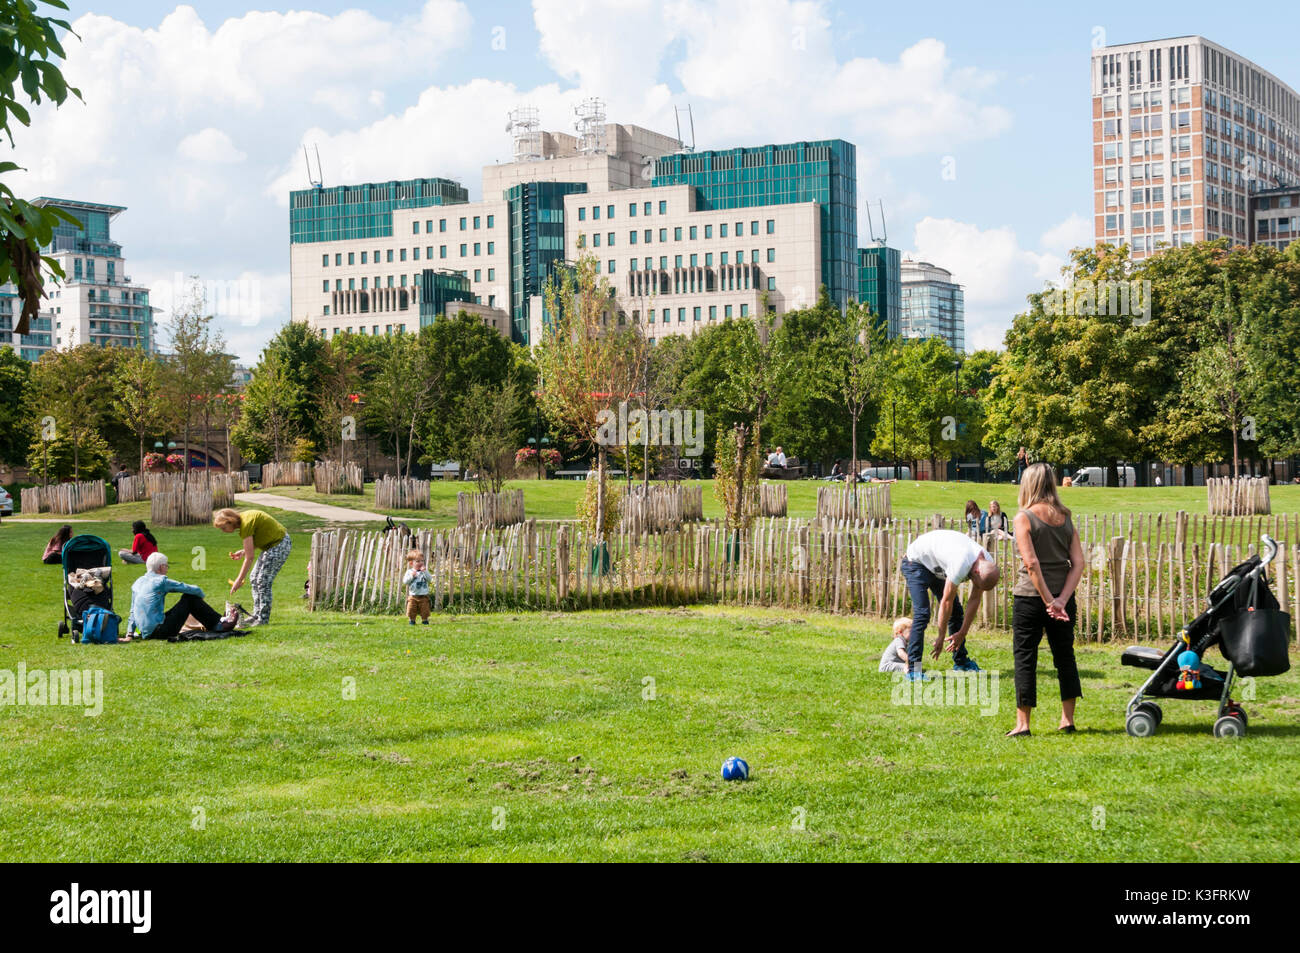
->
<box><xmin>1122</xmin><ymin>534</ymin><xmax>1291</xmax><ymax>738</ymax></box>
<box><xmin>56</xmin><ymin>534</ymin><xmax>114</xmax><ymax>642</ymax></box>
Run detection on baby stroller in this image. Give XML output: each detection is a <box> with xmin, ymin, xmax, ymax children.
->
<box><xmin>1123</xmin><ymin>535</ymin><xmax>1291</xmax><ymax>738</ymax></box>
<box><xmin>57</xmin><ymin>534</ymin><xmax>114</xmax><ymax>642</ymax></box>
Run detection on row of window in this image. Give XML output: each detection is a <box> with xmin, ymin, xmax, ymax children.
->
<box><xmin>643</xmin><ymin>304</ymin><xmax>751</xmax><ymax>324</ymax></box>
<box><xmin>412</xmin><ymin>214</ymin><xmax>494</xmax><ymax>235</ymax></box>
<box><xmin>578</xmin><ymin>200</ymin><xmax>668</xmax><ymax>221</ymax></box>
<box><xmin>323</xmin><ymin>267</ymin><xmax>498</xmax><ymax>294</ymax></box>
<box><xmin>1103</xmin><ymin>209</ymin><xmax>1195</xmax><ymax>231</ymax></box>
<box><xmin>323</xmin><ymin>241</ymin><xmax>499</xmax><ymax>268</ymax></box>
<box><xmin>576</xmin><ymin>206</ymin><xmax>778</xmax><ymax>241</ymax></box>
<box><xmin>583</xmin><ymin>239</ymin><xmax>779</xmax><ymax>264</ymax></box>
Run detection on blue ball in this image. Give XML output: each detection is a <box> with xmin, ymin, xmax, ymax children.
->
<box><xmin>721</xmin><ymin>756</ymin><xmax>750</xmax><ymax>781</ymax></box>
<box><xmin>1178</xmin><ymin>649</ymin><xmax>1200</xmax><ymax>668</ymax></box>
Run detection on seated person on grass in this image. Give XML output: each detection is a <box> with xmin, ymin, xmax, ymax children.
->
<box><xmin>878</xmin><ymin>617</ymin><xmax>911</xmax><ymax>674</ymax></box>
<box><xmin>125</xmin><ymin>552</ymin><xmax>237</xmax><ymax>641</ymax></box>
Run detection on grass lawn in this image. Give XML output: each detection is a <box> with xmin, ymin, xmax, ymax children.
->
<box><xmin>2</xmin><ymin>511</ymin><xmax>1299</xmax><ymax>861</ymax></box>
<box><xmin>242</xmin><ymin>478</ymin><xmax>1300</xmax><ymax>529</ymax></box>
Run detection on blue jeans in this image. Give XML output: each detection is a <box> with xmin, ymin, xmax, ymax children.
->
<box><xmin>900</xmin><ymin>557</ymin><xmax>973</xmax><ymax>673</ymax></box>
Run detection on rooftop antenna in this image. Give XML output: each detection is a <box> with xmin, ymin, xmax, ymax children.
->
<box><xmin>865</xmin><ymin>198</ymin><xmax>887</xmax><ymax>244</ymax></box>
<box><xmin>673</xmin><ymin>104</ymin><xmax>696</xmax><ymax>152</ymax></box>
<box><xmin>507</xmin><ymin>105</ymin><xmax>542</xmax><ymax>162</ymax></box>
<box><xmin>303</xmin><ymin>143</ymin><xmax>324</xmax><ymax>189</ymax></box>
<box><xmin>574</xmin><ymin>97</ymin><xmax>607</xmax><ymax>155</ymax></box>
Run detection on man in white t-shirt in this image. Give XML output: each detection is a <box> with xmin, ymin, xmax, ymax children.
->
<box><xmin>900</xmin><ymin>529</ymin><xmax>1001</xmax><ymax>678</ymax></box>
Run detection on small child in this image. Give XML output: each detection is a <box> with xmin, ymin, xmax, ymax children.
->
<box><xmin>401</xmin><ymin>549</ymin><xmax>432</xmax><ymax>625</ymax></box>
<box><xmin>879</xmin><ymin>617</ymin><xmax>911</xmax><ymax>674</ymax></box>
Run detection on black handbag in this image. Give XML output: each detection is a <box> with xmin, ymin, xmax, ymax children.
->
<box><xmin>1219</xmin><ymin>574</ymin><xmax>1292</xmax><ymax>677</ymax></box>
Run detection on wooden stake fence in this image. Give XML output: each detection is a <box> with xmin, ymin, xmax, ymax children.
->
<box><xmin>620</xmin><ymin>484</ymin><xmax>704</xmax><ymax>533</ymax></box>
<box><xmin>117</xmin><ymin>472</ymin><xmax>246</xmax><ymax>507</ymax></box>
<box><xmin>457</xmin><ymin>489</ymin><xmax>525</xmax><ymax>527</ymax></box>
<box><xmin>20</xmin><ymin>480</ymin><xmax>106</xmax><ymax>515</ymax></box>
<box><xmin>1207</xmin><ymin>476</ymin><xmax>1270</xmax><ymax>515</ymax></box>
<box><xmin>816</xmin><ymin>484</ymin><xmax>891</xmax><ymax>523</ymax></box>
<box><xmin>309</xmin><ymin>514</ymin><xmax>1300</xmax><ymax>645</ymax></box>
<box><xmin>375</xmin><ymin>475</ymin><xmax>430</xmax><ymax>510</ymax></box>
<box><xmin>151</xmin><ymin>487</ymin><xmax>216</xmax><ymax>526</ymax></box>
<box><xmin>262</xmin><ymin>462</ymin><xmax>313</xmax><ymax>487</ymax></box>
<box><xmin>314</xmin><ymin>461</ymin><xmax>364</xmax><ymax>495</ymax></box>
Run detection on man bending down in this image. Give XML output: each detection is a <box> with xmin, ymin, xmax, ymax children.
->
<box><xmin>900</xmin><ymin>529</ymin><xmax>1001</xmax><ymax>679</ymax></box>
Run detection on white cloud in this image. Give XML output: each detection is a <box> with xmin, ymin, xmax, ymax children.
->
<box><xmin>177</xmin><ymin>128</ymin><xmax>247</xmax><ymax>163</ymax></box>
<box><xmin>909</xmin><ymin>217</ymin><xmax>1063</xmax><ymax>352</ymax></box>
<box><xmin>1040</xmin><ymin>213</ymin><xmax>1092</xmax><ymax>254</ymax></box>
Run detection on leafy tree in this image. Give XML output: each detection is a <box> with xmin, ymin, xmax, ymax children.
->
<box><xmin>161</xmin><ymin>279</ymin><xmax>228</xmax><ymax>483</ymax></box>
<box><xmin>112</xmin><ymin>347</ymin><xmax>165</xmax><ymax>472</ymax></box>
<box><xmin>0</xmin><ymin>343</ymin><xmax>31</xmax><ymax>465</ymax></box>
<box><xmin>766</xmin><ymin>291</ymin><xmax>853</xmax><ymax>464</ymax></box>
<box><xmin>233</xmin><ymin>348</ymin><xmax>302</xmax><ymax>463</ymax></box>
<box><xmin>0</xmin><ymin>0</ymin><xmax>82</xmax><ymax>336</ymax></box>
<box><xmin>461</xmin><ymin>375</ymin><xmax>526</xmax><ymax>494</ymax></box>
<box><xmin>871</xmin><ymin>336</ymin><xmax>973</xmax><ymax>479</ymax></box>
<box><xmin>26</xmin><ymin>427</ymin><xmax>111</xmax><ymax>482</ymax></box>
<box><xmin>24</xmin><ymin>345</ymin><xmax>112</xmax><ymax>480</ymax></box>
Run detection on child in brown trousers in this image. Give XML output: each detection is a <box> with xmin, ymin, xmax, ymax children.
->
<box><xmin>401</xmin><ymin>549</ymin><xmax>432</xmax><ymax>625</ymax></box>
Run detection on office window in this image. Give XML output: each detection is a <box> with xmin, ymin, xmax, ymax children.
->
<box><xmin>693</xmin><ymin>307</ymin><xmax>701</xmax><ymax>322</ymax></box>
<box><xmin>767</xmin><ymin>248</ymin><xmax>775</xmax><ymax>263</ymax></box>
<box><xmin>644</xmin><ymin>229</ymin><xmax>652</xmax><ymax>243</ymax></box>
<box><xmin>473</xmin><ymin>216</ymin><xmax>480</xmax><ymax>229</ymax></box>
<box><xmin>439</xmin><ymin>245</ymin><xmax>447</xmax><ymax>259</ymax></box>
<box><xmin>401</xmin><ymin>275</ymin><xmax>407</xmax><ymax>286</ymax></box>
<box><xmin>724</xmin><ymin>305</ymin><xmax>733</xmax><ymax>318</ymax></box>
<box><xmin>578</xmin><ymin>207</ymin><xmax>586</xmax><ymax>222</ymax></box>
<box><xmin>439</xmin><ymin>219</ymin><xmax>447</xmax><ymax>232</ymax></box>
<box><xmin>690</xmin><ymin>254</ymin><xmax>698</xmax><ymax>267</ymax></box>
<box><xmin>708</xmin><ymin>305</ymin><xmax>717</xmax><ymax>320</ymax></box>
<box><xmin>387</xmin><ymin>276</ymin><xmax>394</xmax><ymax>287</ymax></box>
<box><xmin>459</xmin><ymin>217</ymin><xmax>467</xmax><ymax>230</ymax></box>
<box><xmin>608</xmin><ymin>260</ymin><xmax>616</xmax><ymax>274</ymax></box>
<box><xmin>335</xmin><ymin>279</ymin><xmax>342</xmax><ymax>291</ymax></box>
<box><xmin>322</xmin><ymin>254</ymin><xmax>329</xmax><ymax>267</ymax></box>
<box><xmin>767</xmin><ymin>277</ymin><xmax>776</xmax><ymax>291</ymax></box>
<box><xmin>487</xmin><ymin>214</ymin><xmax>494</xmax><ymax>228</ymax></box>
<box><xmin>400</xmin><ymin>248</ymin><xmax>407</xmax><ymax>261</ymax></box>
<box><xmin>607</xmin><ymin>232</ymin><xmax>615</xmax><ymax>247</ymax></box>
<box><xmin>648</xmin><ymin>309</ymin><xmax>655</xmax><ymax>323</ymax></box>
<box><xmin>593</xmin><ymin>206</ymin><xmax>601</xmax><ymax>220</ymax></box>
<box><xmin>488</xmin><ymin>268</ymin><xmax>495</xmax><ymax>281</ymax></box>
<box><xmin>740</xmin><ymin>304</ymin><xmax>748</xmax><ymax>317</ymax></box>
<box><xmin>349</xmin><ymin>278</ymin><xmax>355</xmax><ymax>290</ymax></box>
<box><xmin>674</xmin><ymin>254</ymin><xmax>683</xmax><ymax>268</ymax></box>
<box><xmin>487</xmin><ymin>241</ymin><xmax>495</xmax><ymax>255</ymax></box>
<box><xmin>751</xmin><ymin>249</ymin><xmax>759</xmax><ymax>263</ymax></box>
<box><xmin>766</xmin><ymin>219</ymin><xmax>775</xmax><ymax>234</ymax></box>
<box><xmin>474</xmin><ymin>269</ymin><xmax>481</xmax><ymax>282</ymax></box>
<box><xmin>720</xmin><ymin>223</ymin><xmax>728</xmax><ymax>238</ymax></box>
<box><xmin>413</xmin><ymin>248</ymin><xmax>420</xmax><ymax>260</ymax></box>
<box><xmin>348</xmin><ymin>252</ymin><xmax>355</xmax><ymax>265</ymax></box>
<box><xmin>629</xmin><ymin>203</ymin><xmax>637</xmax><ymax>217</ymax></box>
<box><xmin>361</xmin><ymin>277</ymin><xmax>368</xmax><ymax>289</ymax></box>
<box><xmin>322</xmin><ymin>280</ymin><xmax>329</xmax><ymax>292</ymax></box>
<box><xmin>659</xmin><ymin>228</ymin><xmax>667</xmax><ymax>242</ymax></box>
<box><xmin>630</xmin><ymin>231</ymin><xmax>638</xmax><ymax>245</ymax></box>
<box><xmin>704</xmin><ymin>225</ymin><xmax>712</xmax><ymax>239</ymax></box>
<box><xmin>659</xmin><ymin>256</ymin><xmax>667</xmax><ymax>270</ymax></box>
<box><xmin>474</xmin><ymin>242</ymin><xmax>481</xmax><ymax>255</ymax></box>
<box><xmin>689</xmin><ymin>226</ymin><xmax>697</xmax><ymax>240</ymax></box>
<box><xmin>412</xmin><ymin>221</ymin><xmax>419</xmax><ymax>234</ymax></box>
<box><xmin>673</xmin><ymin>227</ymin><xmax>682</xmax><ymax>241</ymax></box>
<box><xmin>324</xmin><ymin>307</ymin><xmax>331</xmax><ymax>317</ymax></box>
<box><xmin>593</xmin><ymin>233</ymin><xmax>601</xmax><ymax>247</ymax></box>
<box><xmin>720</xmin><ymin>252</ymin><xmax>729</xmax><ymax>265</ymax></box>
<box><xmin>659</xmin><ymin>201</ymin><xmax>667</xmax><ymax>214</ymax></box>
<box><xmin>736</xmin><ymin>222</ymin><xmax>743</xmax><ymax>236</ymax></box>
<box><xmin>677</xmin><ymin>308</ymin><xmax>685</xmax><ymax>323</ymax></box>
<box><xmin>607</xmin><ymin>205</ymin><xmax>615</xmax><ymax>219</ymax></box>
<box><xmin>630</xmin><ymin>258</ymin><xmax>638</xmax><ymax>271</ymax></box>
<box><xmin>705</xmin><ymin>253</ymin><xmax>713</xmax><ymax>266</ymax></box>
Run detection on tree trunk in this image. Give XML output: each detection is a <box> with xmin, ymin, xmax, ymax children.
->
<box><xmin>595</xmin><ymin>444</ymin><xmax>608</xmax><ymax>542</ymax></box>
<box><xmin>1106</xmin><ymin>458</ymin><xmax>1119</xmax><ymax>487</ymax></box>
<box><xmin>1231</xmin><ymin>423</ymin><xmax>1240</xmax><ymax>479</ymax></box>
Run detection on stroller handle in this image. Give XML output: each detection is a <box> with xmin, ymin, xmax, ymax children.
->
<box><xmin>1261</xmin><ymin>534</ymin><xmax>1279</xmax><ymax>568</ymax></box>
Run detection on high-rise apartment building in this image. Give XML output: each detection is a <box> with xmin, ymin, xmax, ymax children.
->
<box><xmin>0</xmin><ymin>198</ymin><xmax>156</xmax><ymax>360</ymax></box>
<box><xmin>1091</xmin><ymin>36</ymin><xmax>1300</xmax><ymax>259</ymax></box>
<box><xmin>899</xmin><ymin>259</ymin><xmax>964</xmax><ymax>352</ymax></box>
<box><xmin>1250</xmin><ymin>183</ymin><xmax>1300</xmax><ymax>250</ymax></box>
<box><xmin>290</xmin><ymin>112</ymin><xmax>857</xmax><ymax>346</ymax></box>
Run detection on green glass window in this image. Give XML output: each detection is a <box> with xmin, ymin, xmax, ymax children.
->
<box><xmin>322</xmin><ymin>280</ymin><xmax>329</xmax><ymax>292</ymax></box>
<box><xmin>440</xmin><ymin>219</ymin><xmax>447</xmax><ymax>232</ymax></box>
<box><xmin>593</xmin><ymin>206</ymin><xmax>601</xmax><ymax>220</ymax></box>
<box><xmin>440</xmin><ymin>246</ymin><xmax>447</xmax><ymax>258</ymax></box>
<box><xmin>674</xmin><ymin>227</ymin><xmax>682</xmax><ymax>240</ymax></box>
<box><xmin>322</xmin><ymin>254</ymin><xmax>329</xmax><ymax>266</ymax></box>
<box><xmin>579</xmin><ymin>207</ymin><xmax>586</xmax><ymax>221</ymax></box>
<box><xmin>693</xmin><ymin>307</ymin><xmax>701</xmax><ymax>321</ymax></box>
<box><xmin>644</xmin><ymin>202</ymin><xmax>652</xmax><ymax>215</ymax></box>
<box><xmin>709</xmin><ymin>305</ymin><xmax>717</xmax><ymax>319</ymax></box>
<box><xmin>630</xmin><ymin>231</ymin><xmax>638</xmax><ymax>245</ymax></box>
<box><xmin>608</xmin><ymin>260</ymin><xmax>616</xmax><ymax>274</ymax></box>
<box><xmin>766</xmin><ymin>219</ymin><xmax>775</xmax><ymax>234</ymax></box>
<box><xmin>607</xmin><ymin>232</ymin><xmax>615</xmax><ymax>246</ymax></box>
<box><xmin>659</xmin><ymin>201</ymin><xmax>667</xmax><ymax>214</ymax></box>
<box><xmin>607</xmin><ymin>205</ymin><xmax>615</xmax><ymax>219</ymax></box>
<box><xmin>689</xmin><ymin>226</ymin><xmax>697</xmax><ymax>240</ymax></box>
<box><xmin>348</xmin><ymin>252</ymin><xmax>355</xmax><ymax>264</ymax></box>
<box><xmin>487</xmin><ymin>215</ymin><xmax>494</xmax><ymax>228</ymax></box>
<box><xmin>629</xmin><ymin>203</ymin><xmax>637</xmax><ymax>217</ymax></box>
<box><xmin>767</xmin><ymin>248</ymin><xmax>775</xmax><ymax>262</ymax></box>
<box><xmin>677</xmin><ymin>308</ymin><xmax>685</xmax><ymax>322</ymax></box>
<box><xmin>487</xmin><ymin>241</ymin><xmax>495</xmax><ymax>254</ymax></box>
<box><xmin>459</xmin><ymin>217</ymin><xmax>467</xmax><ymax>230</ymax></box>
<box><xmin>473</xmin><ymin>216</ymin><xmax>480</xmax><ymax>228</ymax></box>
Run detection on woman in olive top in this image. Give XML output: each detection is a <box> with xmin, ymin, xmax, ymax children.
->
<box><xmin>213</xmin><ymin>507</ymin><xmax>290</xmax><ymax>626</ymax></box>
<box><xmin>1008</xmin><ymin>464</ymin><xmax>1085</xmax><ymax>737</ymax></box>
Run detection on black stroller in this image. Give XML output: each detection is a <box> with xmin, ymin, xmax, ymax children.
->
<box><xmin>56</xmin><ymin>534</ymin><xmax>114</xmax><ymax>642</ymax></box>
<box><xmin>1123</xmin><ymin>535</ymin><xmax>1291</xmax><ymax>738</ymax></box>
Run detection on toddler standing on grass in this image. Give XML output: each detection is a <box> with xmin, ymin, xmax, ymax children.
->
<box><xmin>879</xmin><ymin>617</ymin><xmax>911</xmax><ymax>674</ymax></box>
<box><xmin>402</xmin><ymin>549</ymin><xmax>432</xmax><ymax>625</ymax></box>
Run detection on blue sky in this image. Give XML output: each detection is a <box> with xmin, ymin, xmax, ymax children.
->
<box><xmin>17</xmin><ymin>0</ymin><xmax>1300</xmax><ymax>360</ymax></box>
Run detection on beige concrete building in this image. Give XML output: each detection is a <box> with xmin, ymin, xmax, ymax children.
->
<box><xmin>1091</xmin><ymin>36</ymin><xmax>1300</xmax><ymax>259</ymax></box>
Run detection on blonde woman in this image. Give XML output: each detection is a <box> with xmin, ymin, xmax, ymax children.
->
<box><xmin>213</xmin><ymin>507</ymin><xmax>291</xmax><ymax>626</ymax></box>
<box><xmin>1008</xmin><ymin>464</ymin><xmax>1084</xmax><ymax>737</ymax></box>
<box><xmin>985</xmin><ymin>500</ymin><xmax>1013</xmax><ymax>539</ymax></box>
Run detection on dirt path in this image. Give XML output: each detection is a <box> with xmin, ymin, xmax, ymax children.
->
<box><xmin>234</xmin><ymin>492</ymin><xmax>389</xmax><ymax>522</ymax></box>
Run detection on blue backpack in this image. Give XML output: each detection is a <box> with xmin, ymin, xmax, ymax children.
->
<box><xmin>80</xmin><ymin>606</ymin><xmax>121</xmax><ymax>645</ymax></box>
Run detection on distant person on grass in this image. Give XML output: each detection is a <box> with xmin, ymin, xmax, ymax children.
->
<box><xmin>1007</xmin><ymin>463</ymin><xmax>1084</xmax><ymax>738</ymax></box>
<box><xmin>43</xmin><ymin>525</ymin><xmax>73</xmax><ymax>565</ymax></box>
<box><xmin>125</xmin><ymin>551</ymin><xmax>237</xmax><ymax>641</ymax></box>
<box><xmin>213</xmin><ymin>507</ymin><xmax>291</xmax><ymax>627</ymax></box>
<box><xmin>878</xmin><ymin>617</ymin><xmax>911</xmax><ymax>674</ymax></box>
<box><xmin>119</xmin><ymin>520</ymin><xmax>158</xmax><ymax>565</ymax></box>
<box><xmin>900</xmin><ymin>529</ymin><xmax>1000</xmax><ymax>679</ymax></box>
<box><xmin>402</xmin><ymin>549</ymin><xmax>432</xmax><ymax>625</ymax></box>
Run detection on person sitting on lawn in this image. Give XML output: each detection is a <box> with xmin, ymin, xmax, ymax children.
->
<box><xmin>402</xmin><ymin>549</ymin><xmax>432</xmax><ymax>625</ymax></box>
<box><xmin>878</xmin><ymin>617</ymin><xmax>911</xmax><ymax>674</ymax></box>
<box><xmin>900</xmin><ymin>529</ymin><xmax>1000</xmax><ymax>678</ymax></box>
<box><xmin>125</xmin><ymin>551</ymin><xmax>237</xmax><ymax>641</ymax></box>
<box><xmin>119</xmin><ymin>520</ymin><xmax>158</xmax><ymax>565</ymax></box>
<box><xmin>963</xmin><ymin>499</ymin><xmax>984</xmax><ymax>536</ymax></box>
<box><xmin>42</xmin><ymin>525</ymin><xmax>73</xmax><ymax>565</ymax></box>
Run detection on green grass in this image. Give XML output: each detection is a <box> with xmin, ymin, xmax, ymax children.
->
<box><xmin>2</xmin><ymin>512</ymin><xmax>1299</xmax><ymax>861</ymax></box>
<box><xmin>235</xmin><ymin>478</ymin><xmax>1300</xmax><ymax>529</ymax></box>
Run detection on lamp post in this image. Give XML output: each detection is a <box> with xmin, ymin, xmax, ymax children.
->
<box><xmin>892</xmin><ymin>398</ymin><xmax>898</xmax><ymax>481</ymax></box>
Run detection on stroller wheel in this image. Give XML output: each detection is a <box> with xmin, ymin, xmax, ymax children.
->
<box><xmin>57</xmin><ymin>621</ymin><xmax>69</xmax><ymax>639</ymax></box>
<box><xmin>1213</xmin><ymin>715</ymin><xmax>1246</xmax><ymax>739</ymax></box>
<box><xmin>1136</xmin><ymin>702</ymin><xmax>1162</xmax><ymax>726</ymax></box>
<box><xmin>1226</xmin><ymin>706</ymin><xmax>1248</xmax><ymax>729</ymax></box>
<box><xmin>1126</xmin><ymin>710</ymin><xmax>1158</xmax><ymax>738</ymax></box>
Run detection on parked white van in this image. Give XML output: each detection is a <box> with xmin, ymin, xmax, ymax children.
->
<box><xmin>1070</xmin><ymin>466</ymin><xmax>1137</xmax><ymax>487</ymax></box>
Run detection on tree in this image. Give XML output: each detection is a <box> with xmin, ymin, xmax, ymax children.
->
<box><xmin>112</xmin><ymin>347</ymin><xmax>165</xmax><ymax>472</ymax></box>
<box><xmin>25</xmin><ymin>345</ymin><xmax>112</xmax><ymax>481</ymax></box>
<box><xmin>26</xmin><ymin>427</ymin><xmax>111</xmax><ymax>483</ymax></box>
<box><xmin>871</xmin><ymin>336</ymin><xmax>973</xmax><ymax>479</ymax></box>
<box><xmin>161</xmin><ymin>279</ymin><xmax>228</xmax><ymax>484</ymax></box>
<box><xmin>233</xmin><ymin>348</ymin><xmax>302</xmax><ymax>463</ymax></box>
<box><xmin>0</xmin><ymin>0</ymin><xmax>83</xmax><ymax>336</ymax></box>
<box><xmin>0</xmin><ymin>344</ymin><xmax>31</xmax><ymax>465</ymax></box>
<box><xmin>461</xmin><ymin>376</ymin><xmax>526</xmax><ymax>494</ymax></box>
<box><xmin>827</xmin><ymin>299</ymin><xmax>888</xmax><ymax>478</ymax></box>
<box><xmin>536</xmin><ymin>254</ymin><xmax>638</xmax><ymax>540</ymax></box>
<box><xmin>366</xmin><ymin>332</ymin><xmax>437</xmax><ymax>478</ymax></box>
<box><xmin>767</xmin><ymin>291</ymin><xmax>853</xmax><ymax>463</ymax></box>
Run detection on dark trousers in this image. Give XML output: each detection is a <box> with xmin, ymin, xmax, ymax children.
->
<box><xmin>1012</xmin><ymin>594</ymin><xmax>1082</xmax><ymax>708</ymax></box>
<box><xmin>150</xmin><ymin>593</ymin><xmax>223</xmax><ymax>640</ymax></box>
<box><xmin>900</xmin><ymin>558</ymin><xmax>972</xmax><ymax>673</ymax></box>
